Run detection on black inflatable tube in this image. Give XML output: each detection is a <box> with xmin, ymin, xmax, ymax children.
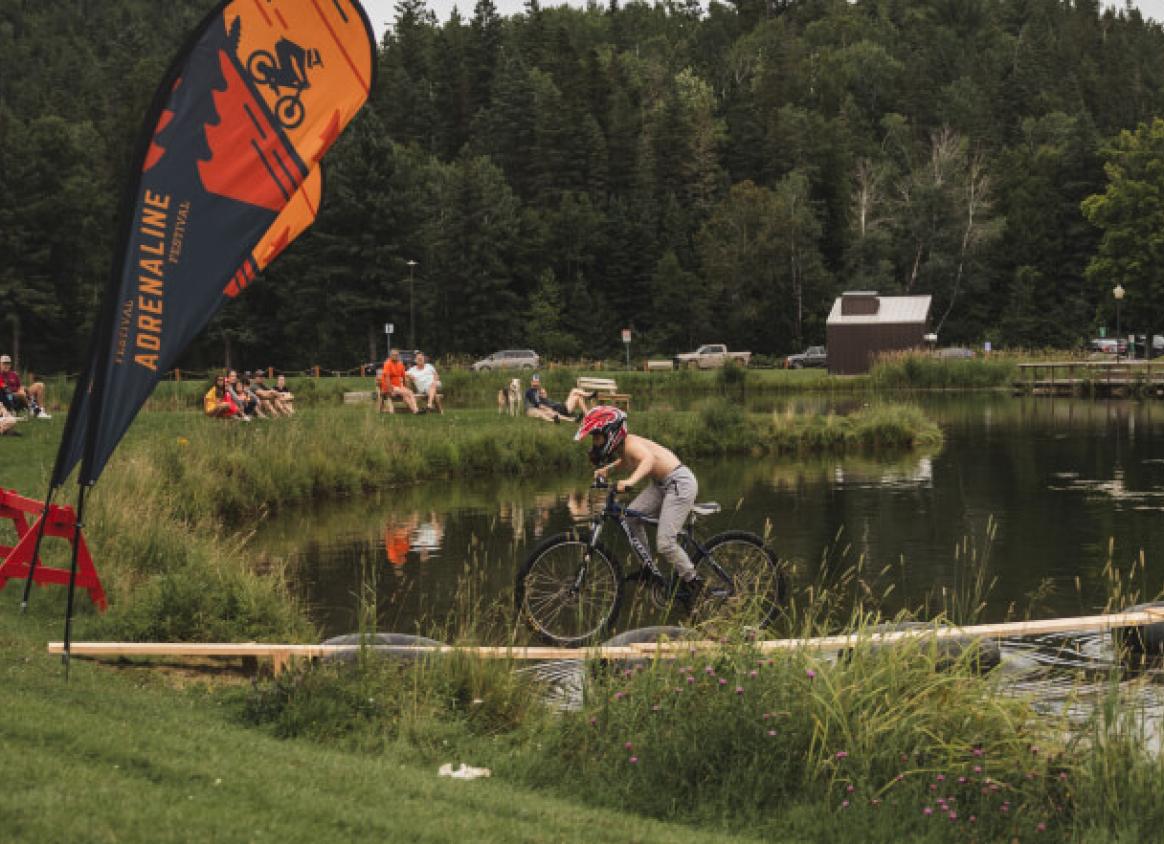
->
<box><xmin>321</xmin><ymin>632</ymin><xmax>446</xmax><ymax>662</ymax></box>
<box><xmin>1114</xmin><ymin>601</ymin><xmax>1164</xmax><ymax>658</ymax></box>
<box><xmin>837</xmin><ymin>622</ymin><xmax>1001</xmax><ymax>673</ymax></box>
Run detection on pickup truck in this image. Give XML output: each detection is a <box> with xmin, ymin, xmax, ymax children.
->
<box><xmin>673</xmin><ymin>344</ymin><xmax>751</xmax><ymax>370</ymax></box>
<box><xmin>784</xmin><ymin>346</ymin><xmax>827</xmax><ymax>369</ymax></box>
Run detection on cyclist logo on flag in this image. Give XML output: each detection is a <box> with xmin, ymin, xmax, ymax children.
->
<box><xmin>246</xmin><ymin>38</ymin><xmax>324</xmax><ymax>129</ymax></box>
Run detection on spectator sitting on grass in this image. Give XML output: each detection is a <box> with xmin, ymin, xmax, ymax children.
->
<box><xmin>241</xmin><ymin>373</ymin><xmax>270</xmax><ymax>419</ymax></box>
<box><xmin>248</xmin><ymin>370</ymin><xmax>287</xmax><ymax>417</ymax></box>
<box><xmin>0</xmin><ymin>403</ymin><xmax>22</xmax><ymax>436</ymax></box>
<box><xmin>525</xmin><ymin>373</ymin><xmax>589</xmax><ymax>423</ymax></box>
<box><xmin>203</xmin><ymin>374</ymin><xmax>240</xmax><ymax>419</ymax></box>
<box><xmin>406</xmin><ymin>352</ymin><xmax>443</xmax><ymax>414</ymax></box>
<box><xmin>225</xmin><ymin>370</ymin><xmax>258</xmax><ymax>420</ymax></box>
<box><xmin>0</xmin><ymin>355</ymin><xmax>49</xmax><ymax>419</ymax></box>
<box><xmin>274</xmin><ymin>374</ymin><xmax>295</xmax><ymax>414</ymax></box>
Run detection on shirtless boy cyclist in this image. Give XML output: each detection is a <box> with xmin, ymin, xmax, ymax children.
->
<box><xmin>574</xmin><ymin>406</ymin><xmax>702</xmax><ymax>596</ymax></box>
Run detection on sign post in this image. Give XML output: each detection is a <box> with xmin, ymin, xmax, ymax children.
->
<box><xmin>384</xmin><ymin>322</ymin><xmax>394</xmax><ymax>361</ymax></box>
<box><xmin>621</xmin><ymin>328</ymin><xmax>632</xmax><ymax>370</ymax></box>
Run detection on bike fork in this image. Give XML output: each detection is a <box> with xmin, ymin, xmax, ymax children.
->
<box><xmin>572</xmin><ymin>521</ymin><xmax>603</xmax><ymax>591</ymax></box>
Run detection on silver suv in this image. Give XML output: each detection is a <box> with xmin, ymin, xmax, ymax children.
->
<box><xmin>471</xmin><ymin>349</ymin><xmax>540</xmax><ymax>371</ymax></box>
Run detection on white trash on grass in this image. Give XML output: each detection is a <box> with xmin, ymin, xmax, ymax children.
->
<box><xmin>438</xmin><ymin>763</ymin><xmax>492</xmax><ymax>780</ymax></box>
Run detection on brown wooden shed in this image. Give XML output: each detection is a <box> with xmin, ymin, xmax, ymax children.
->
<box><xmin>825</xmin><ymin>292</ymin><xmax>932</xmax><ymax>375</ymax></box>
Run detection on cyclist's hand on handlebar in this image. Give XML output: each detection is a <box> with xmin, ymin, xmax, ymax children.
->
<box><xmin>615</xmin><ymin>480</ymin><xmax>632</xmax><ymax>495</ymax></box>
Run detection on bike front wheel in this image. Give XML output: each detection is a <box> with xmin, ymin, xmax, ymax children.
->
<box><xmin>516</xmin><ymin>533</ymin><xmax>623</xmax><ymax>647</ymax></box>
<box><xmin>695</xmin><ymin>530</ymin><xmax>787</xmax><ymax>627</ymax></box>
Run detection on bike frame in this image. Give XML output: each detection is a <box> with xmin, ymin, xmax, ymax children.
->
<box><xmin>583</xmin><ymin>484</ymin><xmax>730</xmax><ymax>589</ymax></box>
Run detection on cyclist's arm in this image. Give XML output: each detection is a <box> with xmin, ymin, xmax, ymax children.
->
<box><xmin>619</xmin><ymin>451</ymin><xmax>654</xmax><ymax>491</ymax></box>
<box><xmin>594</xmin><ymin>458</ymin><xmax>622</xmax><ymax>480</ymax></box>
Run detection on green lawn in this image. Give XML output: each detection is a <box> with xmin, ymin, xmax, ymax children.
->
<box><xmin>0</xmin><ymin>597</ymin><xmax>765</xmax><ymax>844</ymax></box>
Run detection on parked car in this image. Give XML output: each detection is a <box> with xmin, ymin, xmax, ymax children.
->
<box><xmin>935</xmin><ymin>346</ymin><xmax>975</xmax><ymax>359</ymax></box>
<box><xmin>673</xmin><ymin>344</ymin><xmax>752</xmax><ymax>370</ymax></box>
<box><xmin>361</xmin><ymin>349</ymin><xmax>418</xmax><ymax>376</ymax></box>
<box><xmin>471</xmin><ymin>349</ymin><xmax>540</xmax><ymax>371</ymax></box>
<box><xmin>1087</xmin><ymin>338</ymin><xmax>1126</xmax><ymax>356</ymax></box>
<box><xmin>1131</xmin><ymin>334</ymin><xmax>1164</xmax><ymax>359</ymax></box>
<box><xmin>784</xmin><ymin>346</ymin><xmax>828</xmax><ymax>369</ymax></box>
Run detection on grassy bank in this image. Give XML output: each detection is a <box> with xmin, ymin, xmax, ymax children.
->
<box><xmin>234</xmin><ymin>608</ymin><xmax>1164</xmax><ymax>843</ymax></box>
<box><xmin>0</xmin><ymin>600</ymin><xmax>750</xmax><ymax>844</ymax></box>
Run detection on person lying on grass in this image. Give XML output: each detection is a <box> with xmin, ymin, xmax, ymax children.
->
<box><xmin>524</xmin><ymin>373</ymin><xmax>590</xmax><ymax>423</ymax></box>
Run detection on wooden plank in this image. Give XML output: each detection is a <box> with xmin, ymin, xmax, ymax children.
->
<box><xmin>631</xmin><ymin>608</ymin><xmax>1164</xmax><ymax>655</ymax></box>
<box><xmin>46</xmin><ymin>608</ymin><xmax>1164</xmax><ymax>666</ymax></box>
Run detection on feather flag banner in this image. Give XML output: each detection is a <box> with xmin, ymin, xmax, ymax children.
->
<box><xmin>53</xmin><ymin>0</ymin><xmax>373</xmax><ymax>487</ymax></box>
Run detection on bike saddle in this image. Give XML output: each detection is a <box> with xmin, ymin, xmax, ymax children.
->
<box><xmin>691</xmin><ymin>502</ymin><xmax>721</xmax><ymax>517</ymax></box>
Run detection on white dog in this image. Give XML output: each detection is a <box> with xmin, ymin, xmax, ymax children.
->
<box><xmin>497</xmin><ymin>378</ymin><xmax>522</xmax><ymax>416</ymax></box>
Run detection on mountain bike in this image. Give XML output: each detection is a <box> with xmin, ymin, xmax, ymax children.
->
<box><xmin>515</xmin><ymin>479</ymin><xmax>788</xmax><ymax>646</ymax></box>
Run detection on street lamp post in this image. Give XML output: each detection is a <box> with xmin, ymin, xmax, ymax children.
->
<box><xmin>1113</xmin><ymin>283</ymin><xmax>1125</xmax><ymax>361</ymax></box>
<box><xmin>406</xmin><ymin>259</ymin><xmax>418</xmax><ymax>349</ymax></box>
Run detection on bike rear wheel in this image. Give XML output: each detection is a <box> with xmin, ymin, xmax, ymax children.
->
<box><xmin>694</xmin><ymin>530</ymin><xmax>787</xmax><ymax>627</ymax></box>
<box><xmin>516</xmin><ymin>533</ymin><xmax>623</xmax><ymax>647</ymax></box>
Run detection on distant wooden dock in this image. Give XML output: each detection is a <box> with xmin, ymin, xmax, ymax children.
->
<box><xmin>1015</xmin><ymin>361</ymin><xmax>1164</xmax><ymax>398</ymax></box>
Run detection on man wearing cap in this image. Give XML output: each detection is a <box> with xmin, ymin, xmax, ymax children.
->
<box><xmin>0</xmin><ymin>355</ymin><xmax>49</xmax><ymax>419</ymax></box>
<box><xmin>524</xmin><ymin>373</ymin><xmax>589</xmax><ymax>423</ymax></box>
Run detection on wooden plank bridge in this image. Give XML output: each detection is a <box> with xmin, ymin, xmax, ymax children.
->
<box><xmin>1015</xmin><ymin>360</ymin><xmax>1164</xmax><ymax>398</ymax></box>
<box><xmin>48</xmin><ymin>606</ymin><xmax>1164</xmax><ymax>674</ymax></box>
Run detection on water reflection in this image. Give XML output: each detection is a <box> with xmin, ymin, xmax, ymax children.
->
<box><xmin>255</xmin><ymin>395</ymin><xmax>1164</xmax><ymax>643</ymax></box>
<box><xmin>382</xmin><ymin>511</ymin><xmax>446</xmax><ymax>570</ymax></box>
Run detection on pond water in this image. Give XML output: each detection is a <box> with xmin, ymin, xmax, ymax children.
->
<box><xmin>255</xmin><ymin>394</ymin><xmax>1164</xmax><ymax>641</ymax></box>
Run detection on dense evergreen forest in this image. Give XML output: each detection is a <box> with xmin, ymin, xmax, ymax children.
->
<box><xmin>3</xmin><ymin>0</ymin><xmax>1164</xmax><ymax>373</ymax></box>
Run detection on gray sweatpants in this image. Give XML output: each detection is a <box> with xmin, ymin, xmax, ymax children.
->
<box><xmin>628</xmin><ymin>465</ymin><xmax>698</xmax><ymax>581</ymax></box>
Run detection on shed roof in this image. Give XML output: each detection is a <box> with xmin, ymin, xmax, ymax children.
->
<box><xmin>827</xmin><ymin>294</ymin><xmax>932</xmax><ymax>326</ymax></box>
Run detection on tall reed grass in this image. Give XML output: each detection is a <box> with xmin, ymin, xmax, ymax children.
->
<box><xmin>870</xmin><ymin>352</ymin><xmax>1018</xmax><ymax>390</ymax></box>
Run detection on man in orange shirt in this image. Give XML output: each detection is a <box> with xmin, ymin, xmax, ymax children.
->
<box><xmin>378</xmin><ymin>348</ymin><xmax>420</xmax><ymax>414</ymax></box>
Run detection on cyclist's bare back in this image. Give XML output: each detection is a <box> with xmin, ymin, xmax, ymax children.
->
<box><xmin>593</xmin><ymin>433</ymin><xmax>681</xmax><ymax>492</ymax></box>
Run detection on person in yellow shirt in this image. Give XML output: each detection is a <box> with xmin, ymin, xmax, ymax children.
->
<box><xmin>203</xmin><ymin>374</ymin><xmax>239</xmax><ymax>418</ymax></box>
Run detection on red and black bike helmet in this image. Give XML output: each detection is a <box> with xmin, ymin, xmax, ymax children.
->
<box><xmin>575</xmin><ymin>406</ymin><xmax>627</xmax><ymax>465</ymax></box>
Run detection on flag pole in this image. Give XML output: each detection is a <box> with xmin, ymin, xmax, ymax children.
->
<box><xmin>61</xmin><ymin>482</ymin><xmax>91</xmax><ymax>680</ymax></box>
<box><xmin>19</xmin><ymin>485</ymin><xmax>55</xmax><ymax>613</ymax></box>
